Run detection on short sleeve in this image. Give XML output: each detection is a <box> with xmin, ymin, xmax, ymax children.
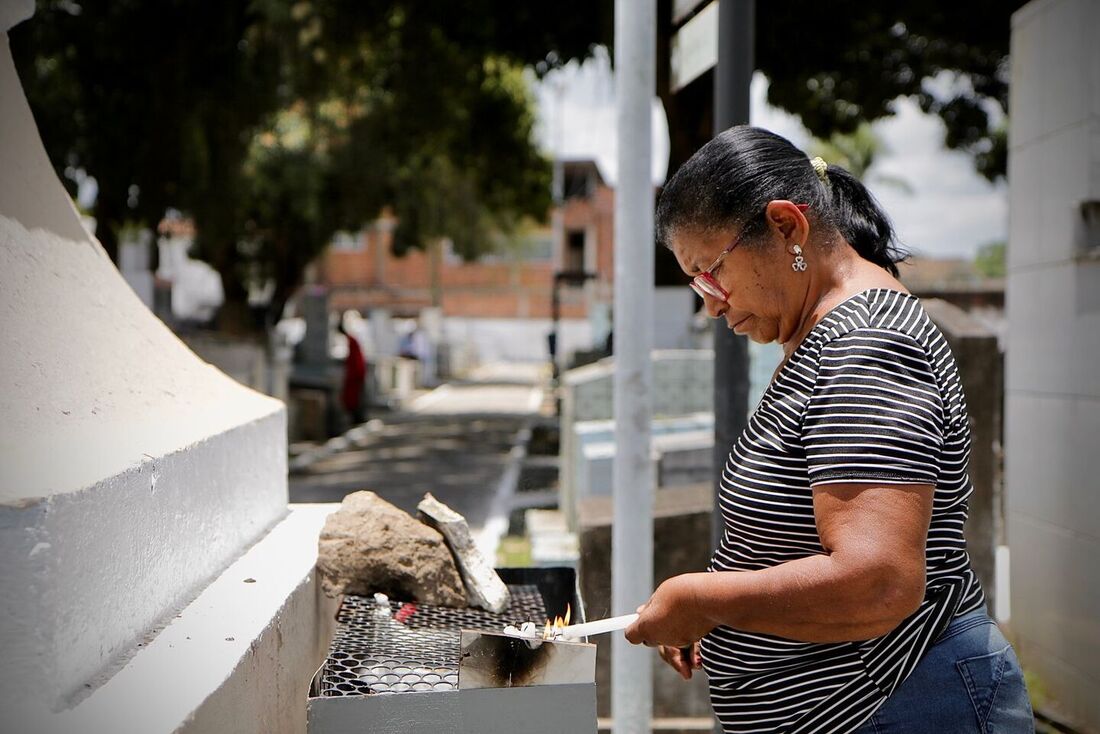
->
<box><xmin>801</xmin><ymin>329</ymin><xmax>944</xmax><ymax>486</ymax></box>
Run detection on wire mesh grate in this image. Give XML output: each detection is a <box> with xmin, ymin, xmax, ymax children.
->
<box><xmin>318</xmin><ymin>585</ymin><xmax>547</xmax><ymax>696</ymax></box>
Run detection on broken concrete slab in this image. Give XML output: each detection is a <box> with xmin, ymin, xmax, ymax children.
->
<box><xmin>317</xmin><ymin>490</ymin><xmax>466</xmax><ymax>607</ymax></box>
<box><xmin>418</xmin><ymin>493</ymin><xmax>510</xmax><ymax>613</ymax></box>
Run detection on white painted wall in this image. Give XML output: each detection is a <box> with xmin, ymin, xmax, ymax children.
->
<box><xmin>444</xmin><ymin>316</ymin><xmax>592</xmax><ymax>365</ymax></box>
<box><xmin>1006</xmin><ymin>0</ymin><xmax>1100</xmax><ymax>727</ymax></box>
<box><xmin>0</xmin><ymin>27</ymin><xmax>288</xmax><ymax>722</ymax></box>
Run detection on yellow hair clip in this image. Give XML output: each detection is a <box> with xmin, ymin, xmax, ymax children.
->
<box><xmin>810</xmin><ymin>156</ymin><xmax>828</xmax><ymax>183</ymax></box>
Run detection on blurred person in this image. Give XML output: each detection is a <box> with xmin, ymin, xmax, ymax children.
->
<box><xmin>342</xmin><ymin>310</ymin><xmax>377</xmax><ymax>411</ymax></box>
<box><xmin>624</xmin><ymin>126</ymin><xmax>1032</xmax><ymax>733</ymax></box>
<box><xmin>398</xmin><ymin>320</ymin><xmax>422</xmax><ymax>361</ymax></box>
<box><xmin>337</xmin><ymin>319</ymin><xmax>367</xmax><ymax>425</ymax></box>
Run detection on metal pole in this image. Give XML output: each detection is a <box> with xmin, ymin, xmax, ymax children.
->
<box><xmin>550</xmin><ymin>80</ymin><xmax>565</xmax><ymax>380</ymax></box>
<box><xmin>711</xmin><ymin>0</ymin><xmax>755</xmax><ymax>549</ymax></box>
<box><xmin>612</xmin><ymin>0</ymin><xmax>655</xmax><ymax>732</ymax></box>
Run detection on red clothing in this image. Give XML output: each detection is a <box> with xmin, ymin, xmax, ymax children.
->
<box><xmin>341</xmin><ymin>334</ymin><xmax>367</xmax><ymax>412</ymax></box>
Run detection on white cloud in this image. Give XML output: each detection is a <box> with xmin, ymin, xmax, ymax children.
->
<box><xmin>870</xmin><ymin>97</ymin><xmax>1007</xmax><ymax>258</ymax></box>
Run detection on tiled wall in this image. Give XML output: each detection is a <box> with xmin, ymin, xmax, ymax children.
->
<box><xmin>1006</xmin><ymin>0</ymin><xmax>1100</xmax><ymax>727</ymax></box>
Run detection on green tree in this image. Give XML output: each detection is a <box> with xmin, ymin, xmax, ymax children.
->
<box><xmin>11</xmin><ymin>0</ymin><xmax>610</xmax><ymax>330</ymax></box>
<box><xmin>973</xmin><ymin>240</ymin><xmax>1006</xmax><ymax>279</ymax></box>
<box><xmin>11</xmin><ymin>0</ymin><xmax>285</xmax><ymax>265</ymax></box>
<box><xmin>660</xmin><ymin>1</ymin><xmax>1024</xmax><ymax>183</ymax></box>
<box><xmin>14</xmin><ymin>1</ymin><xmax>1024</xmax><ymax>328</ymax></box>
<box><xmin>758</xmin><ymin>2</ymin><xmax>1023</xmax><ymax>183</ymax></box>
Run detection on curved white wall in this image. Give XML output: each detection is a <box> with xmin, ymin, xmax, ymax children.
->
<box><xmin>0</xmin><ymin>23</ymin><xmax>288</xmax><ymax>722</ymax></box>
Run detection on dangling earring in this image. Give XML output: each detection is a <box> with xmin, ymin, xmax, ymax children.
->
<box><xmin>790</xmin><ymin>243</ymin><xmax>807</xmax><ymax>272</ymax></box>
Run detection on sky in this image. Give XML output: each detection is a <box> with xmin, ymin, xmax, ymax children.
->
<box><xmin>534</xmin><ymin>52</ymin><xmax>1008</xmax><ymax>261</ymax></box>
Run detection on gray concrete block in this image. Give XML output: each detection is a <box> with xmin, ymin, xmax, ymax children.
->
<box><xmin>925</xmin><ymin>299</ymin><xmax>1002</xmax><ymax>604</ymax></box>
<box><xmin>1039</xmin><ymin>125</ymin><xmax>1094</xmax><ymax>260</ymax></box>
<box><xmin>1007</xmin><ymin>141</ymin><xmax>1042</xmax><ymax>269</ymax></box>
<box><xmin>1037</xmin><ymin>0</ymin><xmax>1094</xmax><ymax>135</ymax></box>
<box><xmin>1011</xmin><ymin>0</ymin><xmax>1098</xmax><ymax>147</ymax></box>
<box><xmin>1009</xmin><ymin>5</ymin><xmax>1043</xmax><ymax>148</ymax></box>
<box><xmin>1010</xmin><ymin>122</ymin><xmax>1100</xmax><ymax>271</ymax></box>
<box><xmin>577</xmin><ymin>485</ymin><xmax>714</xmax><ymax>720</ymax></box>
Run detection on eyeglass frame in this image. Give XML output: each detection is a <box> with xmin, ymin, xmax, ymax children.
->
<box><xmin>689</xmin><ymin>203</ymin><xmax>810</xmax><ymax>302</ymax></box>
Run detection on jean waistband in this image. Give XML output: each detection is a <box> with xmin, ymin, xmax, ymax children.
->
<box><xmin>935</xmin><ymin>607</ymin><xmax>993</xmax><ymax>645</ymax></box>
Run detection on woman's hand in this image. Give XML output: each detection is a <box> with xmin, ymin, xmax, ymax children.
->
<box><xmin>658</xmin><ymin>642</ymin><xmax>703</xmax><ymax>680</ymax></box>
<box><xmin>624</xmin><ymin>574</ymin><xmax>714</xmax><ymax>649</ymax></box>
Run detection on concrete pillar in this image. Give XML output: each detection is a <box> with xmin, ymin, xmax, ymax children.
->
<box><xmin>611</xmin><ymin>1</ymin><xmax>656</xmax><ymax>732</ymax></box>
<box><xmin>921</xmin><ymin>299</ymin><xmax>1001</xmax><ymax>609</ymax></box>
<box><xmin>1005</xmin><ymin>0</ymin><xmax>1100</xmax><ymax>728</ymax></box>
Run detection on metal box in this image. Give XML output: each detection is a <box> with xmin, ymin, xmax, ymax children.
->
<box><xmin>307</xmin><ymin>567</ymin><xmax>596</xmax><ymax>734</ymax></box>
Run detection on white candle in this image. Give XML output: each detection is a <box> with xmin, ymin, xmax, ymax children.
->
<box><xmin>558</xmin><ymin>613</ymin><xmax>639</xmax><ymax>640</ymax></box>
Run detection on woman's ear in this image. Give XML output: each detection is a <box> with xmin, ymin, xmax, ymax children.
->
<box><xmin>764</xmin><ymin>200</ymin><xmax>809</xmax><ymax>243</ymax></box>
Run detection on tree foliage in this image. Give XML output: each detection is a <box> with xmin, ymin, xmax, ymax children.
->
<box><xmin>11</xmin><ymin>1</ymin><xmax>284</xmax><ymax>265</ymax></box>
<box><xmin>973</xmin><ymin>240</ymin><xmax>1006</xmax><ymax>279</ymax></box>
<box><xmin>11</xmin><ymin>0</ymin><xmax>610</xmax><ymax>327</ymax></box>
<box><xmin>13</xmin><ymin>1</ymin><xmax>1023</xmax><ymax>328</ymax></box>
<box><xmin>758</xmin><ymin>2</ymin><xmax>1025</xmax><ymax>182</ymax></box>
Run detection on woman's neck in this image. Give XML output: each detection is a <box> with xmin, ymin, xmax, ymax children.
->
<box><xmin>780</xmin><ymin>247</ymin><xmax>902</xmax><ymax>359</ymax></box>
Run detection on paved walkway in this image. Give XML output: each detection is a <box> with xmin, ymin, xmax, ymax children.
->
<box><xmin>288</xmin><ymin>364</ymin><xmax>546</xmax><ymax>539</ymax></box>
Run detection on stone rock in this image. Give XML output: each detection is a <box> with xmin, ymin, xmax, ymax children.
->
<box><xmin>418</xmin><ymin>493</ymin><xmax>511</xmax><ymax>613</ymax></box>
<box><xmin>317</xmin><ymin>490</ymin><xmax>467</xmax><ymax>607</ymax></box>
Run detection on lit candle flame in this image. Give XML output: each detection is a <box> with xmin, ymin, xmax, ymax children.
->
<box><xmin>541</xmin><ymin>604</ymin><xmax>573</xmax><ymax>640</ymax></box>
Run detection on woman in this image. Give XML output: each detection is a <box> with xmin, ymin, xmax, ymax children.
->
<box><xmin>624</xmin><ymin>126</ymin><xmax>1032</xmax><ymax>733</ymax></box>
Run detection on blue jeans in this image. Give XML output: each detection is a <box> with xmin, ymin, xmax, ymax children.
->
<box><xmin>853</xmin><ymin>609</ymin><xmax>1033</xmax><ymax>733</ymax></box>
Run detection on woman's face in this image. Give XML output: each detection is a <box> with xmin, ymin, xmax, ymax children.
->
<box><xmin>671</xmin><ymin>223</ymin><xmax>792</xmax><ymax>345</ymax></box>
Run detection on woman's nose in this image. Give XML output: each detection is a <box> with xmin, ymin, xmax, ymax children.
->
<box><xmin>704</xmin><ymin>294</ymin><xmax>728</xmax><ymax>319</ymax></box>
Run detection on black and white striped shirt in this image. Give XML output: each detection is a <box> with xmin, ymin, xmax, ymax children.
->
<box><xmin>701</xmin><ymin>289</ymin><xmax>985</xmax><ymax>733</ymax></box>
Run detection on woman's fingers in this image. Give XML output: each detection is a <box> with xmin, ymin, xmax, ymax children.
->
<box><xmin>658</xmin><ymin>644</ymin><xmax>693</xmax><ymax>680</ymax></box>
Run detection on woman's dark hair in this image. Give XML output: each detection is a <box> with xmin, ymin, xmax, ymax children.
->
<box><xmin>655</xmin><ymin>125</ymin><xmax>907</xmax><ymax>276</ymax></box>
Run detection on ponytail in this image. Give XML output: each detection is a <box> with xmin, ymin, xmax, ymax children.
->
<box><xmin>822</xmin><ymin>165</ymin><xmax>907</xmax><ymax>277</ymax></box>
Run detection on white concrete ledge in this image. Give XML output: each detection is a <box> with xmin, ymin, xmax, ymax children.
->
<box><xmin>16</xmin><ymin>504</ymin><xmax>340</xmax><ymax>734</ymax></box>
<box><xmin>0</xmin><ymin>34</ymin><xmax>293</xmax><ymax>718</ymax></box>
<box><xmin>1</xmin><ymin>410</ymin><xmax>289</xmax><ymax>712</ymax></box>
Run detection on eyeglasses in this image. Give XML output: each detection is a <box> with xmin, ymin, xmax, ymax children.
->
<box><xmin>689</xmin><ymin>203</ymin><xmax>809</xmax><ymax>302</ymax></box>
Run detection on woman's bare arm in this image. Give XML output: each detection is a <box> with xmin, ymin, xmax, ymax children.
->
<box><xmin>626</xmin><ymin>483</ymin><xmax>932</xmax><ymax>647</ymax></box>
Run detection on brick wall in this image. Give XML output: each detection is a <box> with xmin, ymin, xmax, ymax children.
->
<box><xmin>319</xmin><ymin>183</ymin><xmax>616</xmax><ymax>320</ymax></box>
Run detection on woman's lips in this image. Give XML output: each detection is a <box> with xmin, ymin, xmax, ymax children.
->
<box><xmin>728</xmin><ymin>314</ymin><xmax>751</xmax><ymax>333</ymax></box>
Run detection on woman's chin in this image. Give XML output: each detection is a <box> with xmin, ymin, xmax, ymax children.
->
<box><xmin>745</xmin><ymin>321</ymin><xmax>779</xmax><ymax>344</ymax></box>
<box><xmin>731</xmin><ymin>316</ymin><xmax>778</xmax><ymax>344</ymax></box>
